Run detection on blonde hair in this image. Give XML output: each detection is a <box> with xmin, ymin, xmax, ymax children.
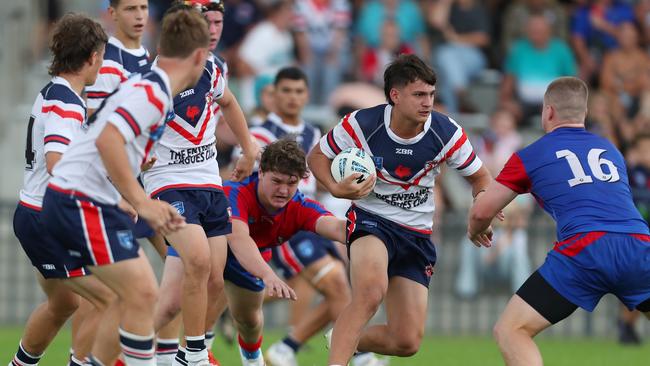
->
<box><xmin>159</xmin><ymin>8</ymin><xmax>209</xmax><ymax>58</ymax></box>
<box><xmin>543</xmin><ymin>77</ymin><xmax>589</xmax><ymax>122</ymax></box>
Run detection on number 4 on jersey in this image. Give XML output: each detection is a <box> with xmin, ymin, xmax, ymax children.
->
<box><xmin>556</xmin><ymin>148</ymin><xmax>620</xmax><ymax>187</ymax></box>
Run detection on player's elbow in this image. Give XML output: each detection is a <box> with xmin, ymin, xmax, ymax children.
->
<box><xmin>469</xmin><ymin>204</ymin><xmax>493</xmax><ymax>224</ymax></box>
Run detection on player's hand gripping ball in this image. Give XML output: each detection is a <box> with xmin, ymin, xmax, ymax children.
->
<box><xmin>330</xmin><ymin>147</ymin><xmax>376</xmax><ymax>184</ymax></box>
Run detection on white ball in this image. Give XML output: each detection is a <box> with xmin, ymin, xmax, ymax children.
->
<box><xmin>330</xmin><ymin>147</ymin><xmax>376</xmax><ymax>183</ymax></box>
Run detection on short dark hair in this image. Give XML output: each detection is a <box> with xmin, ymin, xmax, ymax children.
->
<box><xmin>259</xmin><ymin>139</ymin><xmax>308</xmax><ymax>179</ymax></box>
<box><xmin>48</xmin><ymin>13</ymin><xmax>108</xmax><ymax>76</ymax></box>
<box><xmin>383</xmin><ymin>54</ymin><xmax>437</xmax><ymax>105</ymax></box>
<box><xmin>109</xmin><ymin>0</ymin><xmax>121</xmax><ymax>7</ymax></box>
<box><xmin>159</xmin><ymin>8</ymin><xmax>210</xmax><ymax>58</ymax></box>
<box><xmin>274</xmin><ymin>66</ymin><xmax>309</xmax><ymax>86</ymax></box>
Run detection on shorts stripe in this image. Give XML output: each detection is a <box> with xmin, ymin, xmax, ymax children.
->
<box><xmin>552</xmin><ymin>232</ymin><xmax>606</xmax><ymax>257</ymax></box>
<box><xmin>631</xmin><ymin>233</ymin><xmax>650</xmax><ymax>242</ymax></box>
<box><xmin>346</xmin><ymin>210</ymin><xmax>357</xmax><ymax>243</ymax></box>
<box><xmin>279</xmin><ymin>243</ymin><xmax>303</xmax><ymax>275</ymax></box>
<box><xmin>65</xmin><ymin>266</ymin><xmax>86</xmax><ymax>278</ymax></box>
<box><xmin>77</xmin><ymin>200</ymin><xmax>114</xmax><ymax>265</ymax></box>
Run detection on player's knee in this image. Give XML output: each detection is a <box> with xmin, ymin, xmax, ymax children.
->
<box><xmin>393</xmin><ymin>336</ymin><xmax>421</xmax><ymax>357</ymax></box>
<box><xmin>207</xmin><ymin>271</ymin><xmax>225</xmax><ymax>300</ymax></box>
<box><xmin>48</xmin><ymin>293</ymin><xmax>80</xmax><ymax>319</ymax></box>
<box><xmin>353</xmin><ymin>287</ymin><xmax>384</xmax><ymax>314</ymax></box>
<box><xmin>232</xmin><ymin>309</ymin><xmax>262</xmax><ymax>331</ymax></box>
<box><xmin>183</xmin><ymin>253</ymin><xmax>211</xmax><ymax>280</ymax></box>
<box><xmin>493</xmin><ymin>320</ymin><xmax>511</xmax><ymax>345</ymax></box>
<box><xmin>125</xmin><ymin>281</ymin><xmax>158</xmax><ymax>312</ymax></box>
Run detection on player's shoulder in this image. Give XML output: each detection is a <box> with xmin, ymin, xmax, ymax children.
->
<box><xmin>211</xmin><ymin>53</ymin><xmax>228</xmax><ymax>75</ymax></box>
<box><xmin>41</xmin><ymin>80</ymin><xmax>83</xmax><ymax>107</ymax></box>
<box><xmin>352</xmin><ymin>104</ymin><xmax>386</xmax><ymax>127</ymax></box>
<box><xmin>103</xmin><ymin>41</ymin><xmax>123</xmax><ymax>64</ymax></box>
<box><xmin>140</xmin><ymin>67</ymin><xmax>170</xmax><ymax>96</ymax></box>
<box><xmin>224</xmin><ymin>173</ymin><xmax>258</xmax><ymax>197</ymax></box>
<box><xmin>428</xmin><ymin>110</ymin><xmax>462</xmax><ymax>144</ymax></box>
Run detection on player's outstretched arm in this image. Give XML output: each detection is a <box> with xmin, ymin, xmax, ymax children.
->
<box><xmin>308</xmin><ymin>144</ymin><xmax>376</xmax><ymax>200</ymax></box>
<box><xmin>96</xmin><ymin>124</ymin><xmax>185</xmax><ymax>235</ymax></box>
<box><xmin>218</xmin><ymin>88</ymin><xmax>259</xmax><ymax>181</ymax></box>
<box><xmin>468</xmin><ymin>180</ymin><xmax>518</xmax><ymax>247</ymax></box>
<box><xmin>228</xmin><ymin>220</ymin><xmax>297</xmax><ymax>300</ymax></box>
<box><xmin>314</xmin><ymin>216</ymin><xmax>347</xmax><ymax>244</ymax></box>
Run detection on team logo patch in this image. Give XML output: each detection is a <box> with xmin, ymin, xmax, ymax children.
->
<box><xmin>297</xmin><ymin>241</ymin><xmax>314</xmax><ymax>257</ymax></box>
<box><xmin>372</xmin><ymin>156</ymin><xmax>384</xmax><ymax>170</ymax></box>
<box><xmin>117</xmin><ymin>230</ymin><xmax>134</xmax><ymax>250</ymax></box>
<box><xmin>171</xmin><ymin>201</ymin><xmax>185</xmax><ymax>215</ymax></box>
<box><xmin>424</xmin><ymin>264</ymin><xmax>435</xmax><ymax>278</ymax></box>
<box><xmin>360</xmin><ymin>220</ymin><xmax>377</xmax><ymax>228</ymax></box>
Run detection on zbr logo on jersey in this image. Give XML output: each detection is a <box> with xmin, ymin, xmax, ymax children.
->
<box><xmin>117</xmin><ymin>230</ymin><xmax>134</xmax><ymax>250</ymax></box>
<box><xmin>171</xmin><ymin>201</ymin><xmax>185</xmax><ymax>215</ymax></box>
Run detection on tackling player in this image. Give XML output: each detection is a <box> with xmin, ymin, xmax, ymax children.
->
<box><xmin>9</xmin><ymin>14</ymin><xmax>109</xmax><ymax>366</ymax></box>
<box><xmin>223</xmin><ymin>139</ymin><xmax>348</xmax><ymax>366</ymax></box>
<box><xmin>469</xmin><ymin>77</ymin><xmax>650</xmax><ymax>366</ymax></box>
<box><xmin>309</xmin><ymin>54</ymin><xmax>491</xmax><ymax>365</ymax></box>
<box><xmin>40</xmin><ymin>9</ymin><xmax>209</xmax><ymax>365</ymax></box>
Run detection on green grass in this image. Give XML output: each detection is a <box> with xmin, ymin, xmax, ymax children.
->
<box><xmin>1</xmin><ymin>326</ymin><xmax>649</xmax><ymax>365</ymax></box>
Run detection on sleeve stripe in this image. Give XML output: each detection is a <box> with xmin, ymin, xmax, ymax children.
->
<box><xmin>327</xmin><ymin>130</ymin><xmax>342</xmax><ymax>155</ymax></box>
<box><xmin>41</xmin><ymin>105</ymin><xmax>84</xmax><ymax>124</ymax></box>
<box><xmin>341</xmin><ymin>114</ymin><xmax>362</xmax><ymax>148</ymax></box>
<box><xmin>115</xmin><ymin>107</ymin><xmax>141</xmax><ymax>137</ymax></box>
<box><xmin>86</xmin><ymin>91</ymin><xmax>110</xmax><ymax>99</ymax></box>
<box><xmin>133</xmin><ymin>83</ymin><xmax>164</xmax><ymax>115</ymax></box>
<box><xmin>99</xmin><ymin>66</ymin><xmax>127</xmax><ymax>82</ymax></box>
<box><xmin>44</xmin><ymin>134</ymin><xmax>70</xmax><ymax>145</ymax></box>
<box><xmin>439</xmin><ymin>131</ymin><xmax>468</xmax><ymax>164</ymax></box>
<box><xmin>457</xmin><ymin>151</ymin><xmax>476</xmax><ymax>170</ymax></box>
<box><xmin>252</xmin><ymin>132</ymin><xmax>273</xmax><ymax>145</ymax></box>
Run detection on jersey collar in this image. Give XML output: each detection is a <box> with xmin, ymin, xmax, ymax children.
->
<box><xmin>267</xmin><ymin>113</ymin><xmax>305</xmax><ymax>134</ymax></box>
<box><xmin>108</xmin><ymin>36</ymin><xmax>148</xmax><ymax>58</ymax></box>
<box><xmin>383</xmin><ymin>104</ymin><xmax>431</xmax><ymax>145</ymax></box>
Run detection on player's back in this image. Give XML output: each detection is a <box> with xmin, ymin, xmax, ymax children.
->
<box><xmin>504</xmin><ymin>127</ymin><xmax>648</xmax><ymax>240</ymax></box>
<box><xmin>51</xmin><ymin>66</ymin><xmax>172</xmax><ymax>205</ymax></box>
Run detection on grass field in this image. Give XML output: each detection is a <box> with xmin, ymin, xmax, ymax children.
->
<box><xmin>2</xmin><ymin>327</ymin><xmax>650</xmax><ymax>365</ymax></box>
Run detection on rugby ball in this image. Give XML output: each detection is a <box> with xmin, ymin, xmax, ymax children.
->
<box><xmin>330</xmin><ymin>147</ymin><xmax>376</xmax><ymax>183</ymax></box>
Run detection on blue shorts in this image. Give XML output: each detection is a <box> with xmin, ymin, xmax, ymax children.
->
<box><xmin>223</xmin><ymin>248</ymin><xmax>267</xmax><ymax>292</ymax></box>
<box><xmin>539</xmin><ymin>232</ymin><xmax>650</xmax><ymax>311</ymax></box>
<box><xmin>13</xmin><ymin>202</ymin><xmax>87</xmax><ymax>279</ymax></box>
<box><xmin>42</xmin><ymin>185</ymin><xmax>140</xmax><ymax>268</ymax></box>
<box><xmin>154</xmin><ymin>188</ymin><xmax>231</xmax><ymax>238</ymax></box>
<box><xmin>346</xmin><ymin>206</ymin><xmax>437</xmax><ymax>288</ymax></box>
<box><xmin>271</xmin><ymin>231</ymin><xmax>342</xmax><ymax>280</ymax></box>
<box><xmin>133</xmin><ymin>218</ymin><xmax>155</xmax><ymax>239</ymax></box>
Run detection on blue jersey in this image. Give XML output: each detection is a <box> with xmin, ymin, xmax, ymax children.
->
<box><xmin>496</xmin><ymin>127</ymin><xmax>649</xmax><ymax>241</ymax></box>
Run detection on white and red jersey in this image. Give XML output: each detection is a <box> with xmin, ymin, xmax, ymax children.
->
<box><xmin>50</xmin><ymin>66</ymin><xmax>173</xmax><ymax>205</ymax></box>
<box><xmin>248</xmin><ymin>113</ymin><xmax>321</xmax><ymax>198</ymax></box>
<box><xmin>319</xmin><ymin>104</ymin><xmax>482</xmax><ymax>233</ymax></box>
<box><xmin>142</xmin><ymin>53</ymin><xmax>226</xmax><ymax>197</ymax></box>
<box><xmin>85</xmin><ymin>36</ymin><xmax>150</xmax><ymax>110</ymax></box>
<box><xmin>19</xmin><ymin>77</ymin><xmax>86</xmax><ymax>209</ymax></box>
